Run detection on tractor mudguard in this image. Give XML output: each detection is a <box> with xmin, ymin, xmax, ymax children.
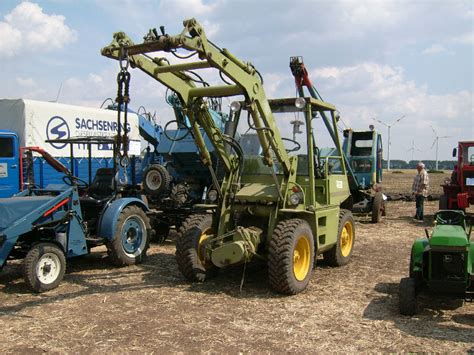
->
<box><xmin>411</xmin><ymin>238</ymin><xmax>429</xmax><ymax>274</ymax></box>
<box><xmin>97</xmin><ymin>198</ymin><xmax>149</xmax><ymax>241</ymax></box>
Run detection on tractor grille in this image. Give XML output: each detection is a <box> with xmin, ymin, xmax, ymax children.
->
<box><xmin>431</xmin><ymin>251</ymin><xmax>466</xmax><ymax>281</ymax></box>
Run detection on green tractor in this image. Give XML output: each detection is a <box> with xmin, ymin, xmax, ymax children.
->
<box><xmin>399</xmin><ymin>210</ymin><xmax>474</xmax><ymax>315</ymax></box>
<box><xmin>102</xmin><ymin>18</ymin><xmax>355</xmax><ymax>295</ymax></box>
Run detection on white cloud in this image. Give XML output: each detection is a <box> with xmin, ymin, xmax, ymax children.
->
<box><xmin>159</xmin><ymin>0</ymin><xmax>219</xmax><ymax>17</ymax></box>
<box><xmin>16</xmin><ymin>77</ymin><xmax>36</xmax><ymax>88</ymax></box>
<box><xmin>451</xmin><ymin>32</ymin><xmax>474</xmax><ymax>45</ymax></box>
<box><xmin>0</xmin><ymin>1</ymin><xmax>77</xmax><ymax>58</ymax></box>
<box><xmin>201</xmin><ymin>20</ymin><xmax>219</xmax><ymax>37</ymax></box>
<box><xmin>307</xmin><ymin>62</ymin><xmax>472</xmax><ymax>159</ymax></box>
<box><xmin>0</xmin><ymin>22</ymin><xmax>22</xmax><ymax>56</ymax></box>
<box><xmin>422</xmin><ymin>44</ymin><xmax>447</xmax><ymax>55</ymax></box>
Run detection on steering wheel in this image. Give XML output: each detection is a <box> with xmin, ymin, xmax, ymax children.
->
<box><xmin>281</xmin><ymin>138</ymin><xmax>301</xmax><ymax>153</ymax></box>
<box><xmin>436</xmin><ymin>211</ymin><xmax>462</xmax><ymax>226</ymax></box>
<box><xmin>62</xmin><ymin>175</ymin><xmax>89</xmax><ymax>189</ymax></box>
<box><xmin>470</xmin><ymin>154</ymin><xmax>474</xmax><ymax>165</ymax></box>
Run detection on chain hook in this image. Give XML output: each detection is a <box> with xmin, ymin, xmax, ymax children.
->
<box><xmin>119</xmin><ymin>46</ymin><xmax>129</xmax><ymax>71</ymax></box>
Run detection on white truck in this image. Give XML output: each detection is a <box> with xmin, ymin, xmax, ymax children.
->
<box><xmin>0</xmin><ymin>99</ymin><xmax>143</xmax><ymax>197</ymax></box>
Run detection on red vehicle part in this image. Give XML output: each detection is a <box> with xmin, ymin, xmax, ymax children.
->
<box><xmin>19</xmin><ymin>146</ymin><xmax>71</xmax><ymax>190</ymax></box>
<box><xmin>441</xmin><ymin>141</ymin><xmax>474</xmax><ymax>209</ymax></box>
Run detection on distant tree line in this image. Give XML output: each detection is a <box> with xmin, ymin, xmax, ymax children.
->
<box><xmin>382</xmin><ymin>160</ymin><xmax>456</xmax><ymax>170</ymax></box>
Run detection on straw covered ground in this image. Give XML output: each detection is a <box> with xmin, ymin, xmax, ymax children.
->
<box><xmin>0</xmin><ymin>170</ymin><xmax>473</xmax><ymax>353</ymax></box>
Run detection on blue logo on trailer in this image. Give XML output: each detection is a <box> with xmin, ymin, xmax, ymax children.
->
<box><xmin>46</xmin><ymin>116</ymin><xmax>70</xmax><ymax>149</ymax></box>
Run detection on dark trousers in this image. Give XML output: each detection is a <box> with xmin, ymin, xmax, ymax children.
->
<box><xmin>415</xmin><ymin>195</ymin><xmax>425</xmax><ymax>220</ymax></box>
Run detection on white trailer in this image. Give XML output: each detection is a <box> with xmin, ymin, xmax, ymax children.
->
<box><xmin>0</xmin><ymin>99</ymin><xmax>143</xmax><ymax>197</ymax></box>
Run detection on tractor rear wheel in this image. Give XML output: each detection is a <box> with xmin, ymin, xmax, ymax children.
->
<box><xmin>175</xmin><ymin>214</ymin><xmax>217</xmax><ymax>282</ymax></box>
<box><xmin>399</xmin><ymin>277</ymin><xmax>417</xmax><ymax>316</ymax></box>
<box><xmin>439</xmin><ymin>194</ymin><xmax>448</xmax><ymax>209</ymax></box>
<box><xmin>371</xmin><ymin>192</ymin><xmax>384</xmax><ymax>223</ymax></box>
<box><xmin>268</xmin><ymin>219</ymin><xmax>315</xmax><ymax>295</ymax></box>
<box><xmin>23</xmin><ymin>242</ymin><xmax>66</xmax><ymax>293</ymax></box>
<box><xmin>324</xmin><ymin>209</ymin><xmax>355</xmax><ymax>266</ymax></box>
<box><xmin>107</xmin><ymin>206</ymin><xmax>150</xmax><ymax>266</ymax></box>
<box><xmin>143</xmin><ymin>164</ymin><xmax>171</xmax><ymax>197</ymax></box>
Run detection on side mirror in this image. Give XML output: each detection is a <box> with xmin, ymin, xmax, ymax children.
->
<box><xmin>452</xmin><ymin>148</ymin><xmax>457</xmax><ymax>157</ymax></box>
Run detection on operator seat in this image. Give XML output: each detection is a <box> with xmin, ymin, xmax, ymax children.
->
<box><xmin>80</xmin><ymin>168</ymin><xmax>115</xmax><ymax>207</ymax></box>
<box><xmin>88</xmin><ymin>168</ymin><xmax>115</xmax><ymax>200</ymax></box>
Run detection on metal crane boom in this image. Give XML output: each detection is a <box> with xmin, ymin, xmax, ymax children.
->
<box><xmin>102</xmin><ymin>18</ymin><xmax>291</xmax><ymax>175</ymax></box>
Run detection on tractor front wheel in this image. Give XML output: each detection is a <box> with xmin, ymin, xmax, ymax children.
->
<box><xmin>399</xmin><ymin>277</ymin><xmax>417</xmax><ymax>316</ymax></box>
<box><xmin>175</xmin><ymin>214</ymin><xmax>217</xmax><ymax>282</ymax></box>
<box><xmin>268</xmin><ymin>219</ymin><xmax>315</xmax><ymax>295</ymax></box>
<box><xmin>107</xmin><ymin>206</ymin><xmax>150</xmax><ymax>266</ymax></box>
<box><xmin>23</xmin><ymin>242</ymin><xmax>66</xmax><ymax>293</ymax></box>
<box><xmin>324</xmin><ymin>209</ymin><xmax>355</xmax><ymax>266</ymax></box>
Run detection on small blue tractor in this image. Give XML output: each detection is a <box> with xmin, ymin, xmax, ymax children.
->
<box><xmin>399</xmin><ymin>210</ymin><xmax>474</xmax><ymax>315</ymax></box>
<box><xmin>0</xmin><ymin>144</ymin><xmax>150</xmax><ymax>292</ymax></box>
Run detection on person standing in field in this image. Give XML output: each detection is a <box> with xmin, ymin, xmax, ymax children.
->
<box><xmin>412</xmin><ymin>162</ymin><xmax>429</xmax><ymax>222</ymax></box>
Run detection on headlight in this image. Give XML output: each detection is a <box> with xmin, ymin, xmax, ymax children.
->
<box><xmin>208</xmin><ymin>189</ymin><xmax>218</xmax><ymax>202</ymax></box>
<box><xmin>295</xmin><ymin>97</ymin><xmax>306</xmax><ymax>109</ymax></box>
<box><xmin>230</xmin><ymin>101</ymin><xmax>241</xmax><ymax>112</ymax></box>
<box><xmin>289</xmin><ymin>192</ymin><xmax>301</xmax><ymax>206</ymax></box>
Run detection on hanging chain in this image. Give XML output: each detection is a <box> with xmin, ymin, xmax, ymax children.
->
<box><xmin>115</xmin><ymin>46</ymin><xmax>131</xmax><ymax>168</ymax></box>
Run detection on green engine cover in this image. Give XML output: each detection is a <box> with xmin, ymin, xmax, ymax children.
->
<box><xmin>430</xmin><ymin>225</ymin><xmax>470</xmax><ymax>247</ymax></box>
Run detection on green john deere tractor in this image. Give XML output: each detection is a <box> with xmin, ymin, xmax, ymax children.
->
<box><xmin>102</xmin><ymin>18</ymin><xmax>355</xmax><ymax>295</ymax></box>
<box><xmin>399</xmin><ymin>210</ymin><xmax>474</xmax><ymax>315</ymax></box>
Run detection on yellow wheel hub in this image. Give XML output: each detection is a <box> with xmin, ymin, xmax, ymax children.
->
<box><xmin>293</xmin><ymin>234</ymin><xmax>311</xmax><ymax>281</ymax></box>
<box><xmin>340</xmin><ymin>221</ymin><xmax>354</xmax><ymax>257</ymax></box>
<box><xmin>198</xmin><ymin>228</ymin><xmax>212</xmax><ymax>267</ymax></box>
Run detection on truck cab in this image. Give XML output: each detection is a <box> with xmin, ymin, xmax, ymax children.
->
<box><xmin>0</xmin><ymin>131</ymin><xmax>20</xmax><ymax>198</ymax></box>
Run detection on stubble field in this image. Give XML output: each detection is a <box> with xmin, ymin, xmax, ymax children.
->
<box><xmin>0</xmin><ymin>170</ymin><xmax>473</xmax><ymax>353</ymax></box>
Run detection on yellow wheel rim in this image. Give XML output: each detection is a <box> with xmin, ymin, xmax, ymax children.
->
<box><xmin>198</xmin><ymin>228</ymin><xmax>212</xmax><ymax>267</ymax></box>
<box><xmin>340</xmin><ymin>221</ymin><xmax>354</xmax><ymax>257</ymax></box>
<box><xmin>293</xmin><ymin>234</ymin><xmax>311</xmax><ymax>281</ymax></box>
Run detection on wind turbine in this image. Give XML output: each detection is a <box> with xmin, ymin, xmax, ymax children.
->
<box><xmin>431</xmin><ymin>126</ymin><xmax>450</xmax><ymax>171</ymax></box>
<box><xmin>407</xmin><ymin>139</ymin><xmax>422</xmax><ymax>162</ymax></box>
<box><xmin>372</xmin><ymin>114</ymin><xmax>406</xmax><ymax>171</ymax></box>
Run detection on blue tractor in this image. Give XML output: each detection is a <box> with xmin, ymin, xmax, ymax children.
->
<box><xmin>136</xmin><ymin>95</ymin><xmax>231</xmax><ymax>238</ymax></box>
<box><xmin>0</xmin><ymin>144</ymin><xmax>150</xmax><ymax>292</ymax></box>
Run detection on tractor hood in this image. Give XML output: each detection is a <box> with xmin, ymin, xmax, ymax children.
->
<box><xmin>234</xmin><ymin>183</ymin><xmax>279</xmax><ymax>203</ymax></box>
<box><xmin>430</xmin><ymin>225</ymin><xmax>469</xmax><ymax>248</ymax></box>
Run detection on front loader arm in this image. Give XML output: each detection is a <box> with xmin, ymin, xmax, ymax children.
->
<box><xmin>102</xmin><ymin>31</ymin><xmax>234</xmax><ymax>175</ymax></box>
<box><xmin>102</xmin><ymin>18</ymin><xmax>291</xmax><ymax>175</ymax></box>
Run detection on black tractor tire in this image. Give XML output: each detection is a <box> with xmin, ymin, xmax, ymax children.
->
<box><xmin>107</xmin><ymin>205</ymin><xmax>151</xmax><ymax>266</ymax></box>
<box><xmin>268</xmin><ymin>219</ymin><xmax>315</xmax><ymax>295</ymax></box>
<box><xmin>143</xmin><ymin>164</ymin><xmax>171</xmax><ymax>197</ymax></box>
<box><xmin>324</xmin><ymin>209</ymin><xmax>355</xmax><ymax>266</ymax></box>
<box><xmin>23</xmin><ymin>242</ymin><xmax>66</xmax><ymax>293</ymax></box>
<box><xmin>175</xmin><ymin>214</ymin><xmax>217</xmax><ymax>282</ymax></box>
<box><xmin>371</xmin><ymin>192</ymin><xmax>384</xmax><ymax>223</ymax></box>
<box><xmin>439</xmin><ymin>194</ymin><xmax>448</xmax><ymax>210</ymax></box>
<box><xmin>399</xmin><ymin>277</ymin><xmax>417</xmax><ymax>316</ymax></box>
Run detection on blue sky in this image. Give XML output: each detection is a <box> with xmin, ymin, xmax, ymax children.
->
<box><xmin>0</xmin><ymin>0</ymin><xmax>472</xmax><ymax>160</ymax></box>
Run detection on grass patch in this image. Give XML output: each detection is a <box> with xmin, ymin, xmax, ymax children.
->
<box><xmin>428</xmin><ymin>170</ymin><xmax>444</xmax><ymax>174</ymax></box>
